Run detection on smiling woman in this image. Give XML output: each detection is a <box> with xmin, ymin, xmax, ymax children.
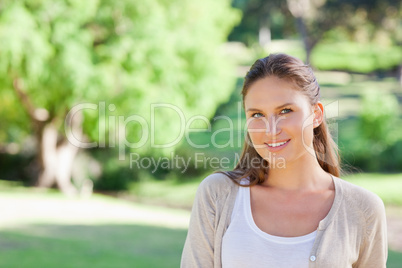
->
<box><xmin>181</xmin><ymin>54</ymin><xmax>388</xmax><ymax>268</ymax></box>
<box><xmin>244</xmin><ymin>76</ymin><xmax>323</xmax><ymax>168</ymax></box>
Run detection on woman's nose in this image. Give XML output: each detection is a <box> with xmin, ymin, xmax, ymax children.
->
<box><xmin>265</xmin><ymin>115</ymin><xmax>283</xmax><ymax>136</ymax></box>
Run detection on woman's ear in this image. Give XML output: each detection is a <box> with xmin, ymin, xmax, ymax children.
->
<box><xmin>313</xmin><ymin>102</ymin><xmax>324</xmax><ymax>128</ymax></box>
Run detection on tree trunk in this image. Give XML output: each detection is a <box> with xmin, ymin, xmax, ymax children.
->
<box><xmin>37</xmin><ymin>122</ymin><xmax>58</xmax><ymax>188</ymax></box>
<box><xmin>286</xmin><ymin>0</ymin><xmax>315</xmax><ymax>64</ymax></box>
<box><xmin>259</xmin><ymin>17</ymin><xmax>271</xmax><ymax>48</ymax></box>
<box><xmin>12</xmin><ymin>78</ymin><xmax>84</xmax><ymax>196</ymax></box>
<box><xmin>36</xmin><ymin>121</ymin><xmax>80</xmax><ymax>197</ymax></box>
<box><xmin>54</xmin><ymin>139</ymin><xmax>80</xmax><ymax>196</ymax></box>
<box><xmin>37</xmin><ymin>111</ymin><xmax>85</xmax><ymax>196</ymax></box>
<box><xmin>295</xmin><ymin>17</ymin><xmax>312</xmax><ymax>64</ymax></box>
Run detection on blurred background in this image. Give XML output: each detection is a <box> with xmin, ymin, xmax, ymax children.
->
<box><xmin>0</xmin><ymin>0</ymin><xmax>401</xmax><ymax>267</ymax></box>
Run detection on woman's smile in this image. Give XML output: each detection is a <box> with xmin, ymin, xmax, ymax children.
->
<box><xmin>265</xmin><ymin>139</ymin><xmax>291</xmax><ymax>152</ymax></box>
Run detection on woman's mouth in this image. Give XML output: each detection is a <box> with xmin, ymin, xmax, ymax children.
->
<box><xmin>265</xmin><ymin>139</ymin><xmax>290</xmax><ymax>152</ymax></box>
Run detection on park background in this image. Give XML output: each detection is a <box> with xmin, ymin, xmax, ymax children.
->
<box><xmin>0</xmin><ymin>0</ymin><xmax>401</xmax><ymax>267</ymax></box>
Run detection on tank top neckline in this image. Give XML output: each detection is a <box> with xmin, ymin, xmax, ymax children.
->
<box><xmin>240</xmin><ymin>174</ymin><xmax>340</xmax><ymax>243</ymax></box>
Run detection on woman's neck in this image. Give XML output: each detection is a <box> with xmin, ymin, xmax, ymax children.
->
<box><xmin>262</xmin><ymin>154</ymin><xmax>332</xmax><ymax>192</ymax></box>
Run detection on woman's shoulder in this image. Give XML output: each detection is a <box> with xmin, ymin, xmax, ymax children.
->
<box><xmin>199</xmin><ymin>172</ymin><xmax>239</xmax><ymax>189</ymax></box>
<box><xmin>334</xmin><ymin>175</ymin><xmax>385</xmax><ymax>217</ymax></box>
<box><xmin>197</xmin><ymin>172</ymin><xmax>239</xmax><ymax>198</ymax></box>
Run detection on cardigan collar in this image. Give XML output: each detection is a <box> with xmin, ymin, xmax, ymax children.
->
<box><xmin>317</xmin><ymin>174</ymin><xmax>343</xmax><ymax>230</ymax></box>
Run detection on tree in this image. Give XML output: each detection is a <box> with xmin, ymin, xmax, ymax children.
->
<box><xmin>229</xmin><ymin>0</ymin><xmax>293</xmax><ymax>46</ymax></box>
<box><xmin>286</xmin><ymin>0</ymin><xmax>402</xmax><ymax>64</ymax></box>
<box><xmin>230</xmin><ymin>0</ymin><xmax>401</xmax><ymax>66</ymax></box>
<box><xmin>0</xmin><ymin>0</ymin><xmax>240</xmax><ymax>194</ymax></box>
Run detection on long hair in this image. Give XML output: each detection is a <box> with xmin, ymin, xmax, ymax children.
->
<box><xmin>218</xmin><ymin>53</ymin><xmax>340</xmax><ymax>186</ymax></box>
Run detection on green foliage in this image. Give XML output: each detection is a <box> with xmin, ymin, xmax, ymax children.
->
<box><xmin>0</xmin><ymin>152</ymin><xmax>34</xmax><ymax>184</ymax></box>
<box><xmin>359</xmin><ymin>90</ymin><xmax>399</xmax><ymax>146</ymax></box>
<box><xmin>229</xmin><ymin>0</ymin><xmax>401</xmax><ymax>66</ymax></box>
<box><xmin>263</xmin><ymin>40</ymin><xmax>402</xmax><ymax>73</ymax></box>
<box><xmin>332</xmin><ymin>79</ymin><xmax>402</xmax><ymax>172</ymax></box>
<box><xmin>229</xmin><ymin>0</ymin><xmax>292</xmax><ymax>45</ymax></box>
<box><xmin>94</xmin><ymin>157</ymin><xmax>136</xmax><ymax>191</ymax></box>
<box><xmin>339</xmin><ymin>117</ymin><xmax>402</xmax><ymax>173</ymax></box>
<box><xmin>312</xmin><ymin>42</ymin><xmax>402</xmax><ymax>73</ymax></box>
<box><xmin>0</xmin><ymin>0</ymin><xmax>241</xmax><ymax>156</ymax></box>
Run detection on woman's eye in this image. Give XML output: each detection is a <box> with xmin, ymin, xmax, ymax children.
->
<box><xmin>251</xmin><ymin>112</ymin><xmax>264</xmax><ymax>118</ymax></box>
<box><xmin>280</xmin><ymin>108</ymin><xmax>292</xmax><ymax>114</ymax></box>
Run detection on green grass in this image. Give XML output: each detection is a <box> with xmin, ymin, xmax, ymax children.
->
<box><xmin>2</xmin><ymin>223</ymin><xmax>400</xmax><ymax>268</ymax></box>
<box><xmin>128</xmin><ymin>176</ymin><xmax>203</xmax><ymax>209</ymax></box>
<box><xmin>344</xmin><ymin>173</ymin><xmax>402</xmax><ymax>206</ymax></box>
<box><xmin>1</xmin><ymin>180</ymin><xmax>402</xmax><ymax>267</ymax></box>
<box><xmin>133</xmin><ymin>172</ymin><xmax>402</xmax><ymax>207</ymax></box>
<box><xmin>388</xmin><ymin>250</ymin><xmax>402</xmax><ymax>268</ymax></box>
<box><xmin>0</xmin><ymin>224</ymin><xmax>187</xmax><ymax>268</ymax></box>
<box><xmin>0</xmin><ymin>187</ymin><xmax>190</xmax><ymax>268</ymax></box>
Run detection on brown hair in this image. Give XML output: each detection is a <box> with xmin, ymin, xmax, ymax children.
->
<box><xmin>218</xmin><ymin>53</ymin><xmax>340</xmax><ymax>186</ymax></box>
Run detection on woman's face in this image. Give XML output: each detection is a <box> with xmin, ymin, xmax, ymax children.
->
<box><xmin>244</xmin><ymin>76</ymin><xmax>322</xmax><ymax>167</ymax></box>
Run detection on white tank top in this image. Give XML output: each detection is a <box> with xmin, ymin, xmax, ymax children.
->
<box><xmin>222</xmin><ymin>182</ymin><xmax>317</xmax><ymax>268</ymax></box>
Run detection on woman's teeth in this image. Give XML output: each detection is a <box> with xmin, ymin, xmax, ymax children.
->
<box><xmin>267</xmin><ymin>140</ymin><xmax>288</xmax><ymax>147</ymax></box>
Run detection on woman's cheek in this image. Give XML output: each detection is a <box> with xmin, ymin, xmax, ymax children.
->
<box><xmin>247</xmin><ymin>120</ymin><xmax>266</xmax><ymax>139</ymax></box>
<box><xmin>301</xmin><ymin>118</ymin><xmax>315</xmax><ymax>147</ymax></box>
<box><xmin>248</xmin><ymin>130</ymin><xmax>263</xmax><ymax>147</ymax></box>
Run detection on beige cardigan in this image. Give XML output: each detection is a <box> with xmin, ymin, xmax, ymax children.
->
<box><xmin>181</xmin><ymin>173</ymin><xmax>388</xmax><ymax>268</ymax></box>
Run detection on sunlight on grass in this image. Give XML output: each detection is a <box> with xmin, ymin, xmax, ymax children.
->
<box><xmin>131</xmin><ymin>172</ymin><xmax>402</xmax><ymax>208</ymax></box>
<box><xmin>1</xmin><ymin>175</ymin><xmax>402</xmax><ymax>267</ymax></box>
<box><xmin>129</xmin><ymin>179</ymin><xmax>200</xmax><ymax>209</ymax></box>
<box><xmin>344</xmin><ymin>173</ymin><xmax>402</xmax><ymax>206</ymax></box>
<box><xmin>0</xmin><ymin>184</ymin><xmax>191</xmax><ymax>267</ymax></box>
<box><xmin>0</xmin><ymin>224</ymin><xmax>187</xmax><ymax>268</ymax></box>
<box><xmin>0</xmin><ymin>190</ymin><xmax>190</xmax><ymax>230</ymax></box>
<box><xmin>388</xmin><ymin>250</ymin><xmax>402</xmax><ymax>268</ymax></box>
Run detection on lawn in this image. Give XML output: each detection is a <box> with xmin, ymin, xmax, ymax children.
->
<box><xmin>0</xmin><ymin>224</ymin><xmax>187</xmax><ymax>268</ymax></box>
<box><xmin>131</xmin><ymin>172</ymin><xmax>402</xmax><ymax>208</ymax></box>
<box><xmin>0</xmin><ymin>188</ymin><xmax>190</xmax><ymax>268</ymax></box>
<box><xmin>1</xmin><ymin>179</ymin><xmax>402</xmax><ymax>267</ymax></box>
<box><xmin>343</xmin><ymin>173</ymin><xmax>402</xmax><ymax>206</ymax></box>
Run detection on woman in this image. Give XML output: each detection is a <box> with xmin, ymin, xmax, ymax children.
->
<box><xmin>181</xmin><ymin>53</ymin><xmax>388</xmax><ymax>268</ymax></box>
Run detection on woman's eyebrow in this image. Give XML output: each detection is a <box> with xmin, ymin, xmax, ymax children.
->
<box><xmin>246</xmin><ymin>102</ymin><xmax>295</xmax><ymax>112</ymax></box>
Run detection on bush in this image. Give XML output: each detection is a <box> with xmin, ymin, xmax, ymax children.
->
<box><xmin>359</xmin><ymin>90</ymin><xmax>399</xmax><ymax>147</ymax></box>
<box><xmin>91</xmin><ymin>149</ymin><xmax>138</xmax><ymax>192</ymax></box>
<box><xmin>340</xmin><ymin>104</ymin><xmax>402</xmax><ymax>173</ymax></box>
